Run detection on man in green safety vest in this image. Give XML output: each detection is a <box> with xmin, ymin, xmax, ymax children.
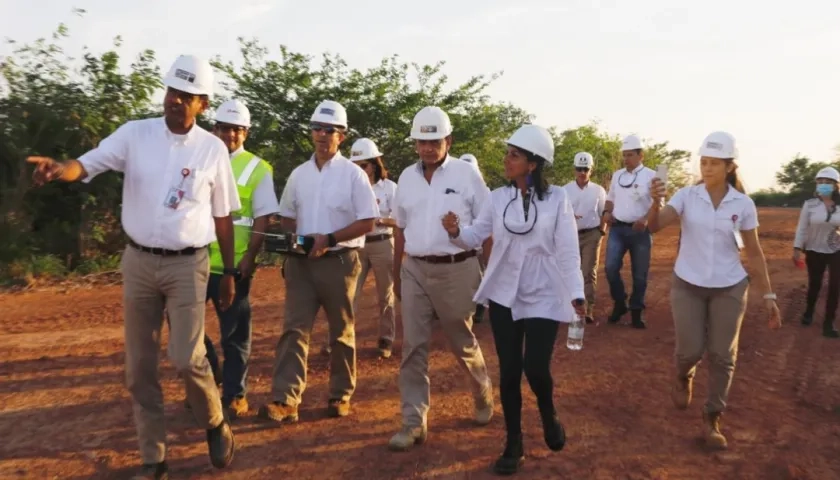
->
<box><xmin>203</xmin><ymin>99</ymin><xmax>279</xmax><ymax>418</ymax></box>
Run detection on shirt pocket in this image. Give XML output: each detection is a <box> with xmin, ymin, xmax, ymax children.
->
<box><xmin>324</xmin><ymin>187</ymin><xmax>351</xmax><ymax>212</ymax></box>
<box><xmin>183</xmin><ymin>169</ymin><xmax>211</xmax><ymax>202</ymax></box>
<box><xmin>436</xmin><ymin>188</ymin><xmax>469</xmax><ymax>219</ymax></box>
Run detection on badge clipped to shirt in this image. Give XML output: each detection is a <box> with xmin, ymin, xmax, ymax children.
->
<box><xmin>164</xmin><ymin>168</ymin><xmax>190</xmax><ymax>210</ymax></box>
<box><xmin>731</xmin><ymin>214</ymin><xmax>745</xmax><ymax>250</ymax></box>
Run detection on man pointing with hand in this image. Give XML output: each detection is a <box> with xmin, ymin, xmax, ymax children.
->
<box><xmin>28</xmin><ymin>54</ymin><xmax>239</xmax><ymax>479</ymax></box>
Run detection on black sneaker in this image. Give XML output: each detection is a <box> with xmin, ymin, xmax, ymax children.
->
<box><xmin>492</xmin><ymin>434</ymin><xmax>524</xmax><ymax>475</ymax></box>
<box><xmin>608</xmin><ymin>303</ymin><xmax>628</xmax><ymax>324</ymax></box>
<box><xmin>631</xmin><ymin>309</ymin><xmax>646</xmax><ymax>329</ymax></box>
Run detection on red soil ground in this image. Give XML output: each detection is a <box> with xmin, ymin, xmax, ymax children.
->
<box><xmin>1</xmin><ymin>207</ymin><xmax>838</xmax><ymax>479</ymax></box>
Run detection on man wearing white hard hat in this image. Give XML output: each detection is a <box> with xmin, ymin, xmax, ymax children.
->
<box><xmin>196</xmin><ymin>99</ymin><xmax>279</xmax><ymax>418</ymax></box>
<box><xmin>602</xmin><ymin>134</ymin><xmax>656</xmax><ymax>328</ymax></box>
<box><xmin>563</xmin><ymin>152</ymin><xmax>607</xmax><ymax>323</ymax></box>
<box><xmin>793</xmin><ymin>165</ymin><xmax>840</xmax><ymax>337</ymax></box>
<box><xmin>27</xmin><ymin>54</ymin><xmax>238</xmax><ymax>478</ymax></box>
<box><xmin>388</xmin><ymin>106</ymin><xmax>494</xmax><ymax>451</ymax></box>
<box><xmin>458</xmin><ymin>153</ymin><xmax>488</xmax><ymax>323</ymax></box>
<box><xmin>259</xmin><ymin>100</ymin><xmax>378</xmax><ymax>424</ymax></box>
<box><xmin>349</xmin><ymin>137</ymin><xmax>399</xmax><ymax>358</ymax></box>
<box><xmin>441</xmin><ymin>124</ymin><xmax>586</xmax><ymax>475</ymax></box>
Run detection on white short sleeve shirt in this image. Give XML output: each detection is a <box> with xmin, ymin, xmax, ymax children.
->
<box><xmin>606</xmin><ymin>164</ymin><xmax>656</xmax><ymax>223</ymax></box>
<box><xmin>563</xmin><ymin>180</ymin><xmax>606</xmax><ymax>230</ymax></box>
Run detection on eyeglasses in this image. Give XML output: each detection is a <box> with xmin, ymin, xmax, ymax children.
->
<box><xmin>310</xmin><ymin>124</ymin><xmax>341</xmax><ymax>134</ymax></box>
<box><xmin>575</xmin><ymin>167</ymin><xmax>590</xmax><ymax>172</ymax></box>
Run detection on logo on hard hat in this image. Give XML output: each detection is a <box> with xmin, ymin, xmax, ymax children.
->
<box><xmin>320</xmin><ymin>108</ymin><xmax>335</xmax><ymax>116</ymax></box>
<box><xmin>706</xmin><ymin>141</ymin><xmax>723</xmax><ymax>150</ymax></box>
<box><xmin>352</xmin><ymin>150</ymin><xmax>362</xmax><ymax>156</ymax></box>
<box><xmin>174</xmin><ymin>69</ymin><xmax>196</xmax><ymax>83</ymax></box>
<box><xmin>420</xmin><ymin>125</ymin><xmax>438</xmax><ymax>133</ymax></box>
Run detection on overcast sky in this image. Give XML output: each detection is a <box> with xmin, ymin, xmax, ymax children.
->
<box><xmin>2</xmin><ymin>0</ymin><xmax>839</xmax><ymax>191</ymax></box>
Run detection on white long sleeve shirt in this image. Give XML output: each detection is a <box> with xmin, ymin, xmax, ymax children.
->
<box><xmin>794</xmin><ymin>198</ymin><xmax>840</xmax><ymax>254</ymax></box>
<box><xmin>451</xmin><ymin>185</ymin><xmax>585</xmax><ymax>323</ymax></box>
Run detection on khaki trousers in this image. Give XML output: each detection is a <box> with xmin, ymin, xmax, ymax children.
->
<box><xmin>578</xmin><ymin>228</ymin><xmax>603</xmax><ymax>316</ymax></box>
<box><xmin>272</xmin><ymin>250</ymin><xmax>361</xmax><ymax>406</ymax></box>
<box><xmin>121</xmin><ymin>245</ymin><xmax>223</xmax><ymax>464</ymax></box>
<box><xmin>353</xmin><ymin>237</ymin><xmax>396</xmax><ymax>342</ymax></box>
<box><xmin>670</xmin><ymin>274</ymin><xmax>749</xmax><ymax>413</ymax></box>
<box><xmin>399</xmin><ymin>255</ymin><xmax>492</xmax><ymax>428</ymax></box>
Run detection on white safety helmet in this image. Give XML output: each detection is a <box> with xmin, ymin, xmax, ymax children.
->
<box><xmin>816</xmin><ymin>166</ymin><xmax>840</xmax><ymax>183</ymax></box>
<box><xmin>214</xmin><ymin>99</ymin><xmax>251</xmax><ymax>128</ymax></box>
<box><xmin>698</xmin><ymin>131</ymin><xmax>738</xmax><ymax>159</ymax></box>
<box><xmin>460</xmin><ymin>154</ymin><xmax>478</xmax><ymax>165</ymax></box>
<box><xmin>162</xmin><ymin>54</ymin><xmax>215</xmax><ymax>98</ymax></box>
<box><xmin>506</xmin><ymin>124</ymin><xmax>554</xmax><ymax>165</ymax></box>
<box><xmin>310</xmin><ymin>100</ymin><xmax>348</xmax><ymax>129</ymax></box>
<box><xmin>410</xmin><ymin>106</ymin><xmax>453</xmax><ymax>140</ymax></box>
<box><xmin>349</xmin><ymin>138</ymin><xmax>383</xmax><ymax>162</ymax></box>
<box><xmin>574</xmin><ymin>152</ymin><xmax>594</xmax><ymax>169</ymax></box>
<box><xmin>621</xmin><ymin>134</ymin><xmax>644</xmax><ymax>151</ymax></box>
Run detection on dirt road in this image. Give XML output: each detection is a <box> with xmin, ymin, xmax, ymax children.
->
<box><xmin>1</xmin><ymin>207</ymin><xmax>838</xmax><ymax>479</ymax></box>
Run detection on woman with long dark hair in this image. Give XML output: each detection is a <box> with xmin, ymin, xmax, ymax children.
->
<box><xmin>793</xmin><ymin>166</ymin><xmax>840</xmax><ymax>337</ymax></box>
<box><xmin>646</xmin><ymin>131</ymin><xmax>781</xmax><ymax>450</ymax></box>
<box><xmin>441</xmin><ymin>124</ymin><xmax>585</xmax><ymax>475</ymax></box>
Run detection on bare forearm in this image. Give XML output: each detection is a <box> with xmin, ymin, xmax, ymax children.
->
<box><xmin>393</xmin><ymin>228</ymin><xmax>406</xmax><ymax>276</ymax></box>
<box><xmin>279</xmin><ymin>216</ymin><xmax>297</xmax><ymax>233</ymax></box>
<box><xmin>603</xmin><ymin>200</ymin><xmax>614</xmax><ymax>214</ymax></box>
<box><xmin>748</xmin><ymin>251</ymin><xmax>774</xmax><ymax>296</ymax></box>
<box><xmin>481</xmin><ymin>237</ymin><xmax>492</xmax><ymax>265</ymax></box>
<box><xmin>245</xmin><ymin>215</ymin><xmax>269</xmax><ymax>258</ymax></box>
<box><xmin>333</xmin><ymin>218</ymin><xmax>375</xmax><ymax>243</ymax></box>
<box><xmin>59</xmin><ymin>159</ymin><xmax>89</xmax><ymax>182</ymax></box>
<box><xmin>378</xmin><ymin>218</ymin><xmax>398</xmax><ymax>228</ymax></box>
<box><xmin>213</xmin><ymin>216</ymin><xmax>235</xmax><ymax>269</ymax></box>
<box><xmin>647</xmin><ymin>204</ymin><xmax>662</xmax><ymax>233</ymax></box>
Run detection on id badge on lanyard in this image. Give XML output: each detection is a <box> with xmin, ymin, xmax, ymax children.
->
<box><xmin>164</xmin><ymin>168</ymin><xmax>190</xmax><ymax>210</ymax></box>
<box><xmin>731</xmin><ymin>214</ymin><xmax>744</xmax><ymax>250</ymax></box>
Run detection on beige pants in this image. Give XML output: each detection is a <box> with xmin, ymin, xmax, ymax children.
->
<box><xmin>670</xmin><ymin>274</ymin><xmax>749</xmax><ymax>413</ymax></box>
<box><xmin>578</xmin><ymin>228</ymin><xmax>603</xmax><ymax>316</ymax></box>
<box><xmin>121</xmin><ymin>245</ymin><xmax>223</xmax><ymax>464</ymax></box>
<box><xmin>272</xmin><ymin>250</ymin><xmax>361</xmax><ymax>406</ymax></box>
<box><xmin>353</xmin><ymin>237</ymin><xmax>396</xmax><ymax>342</ymax></box>
<box><xmin>399</xmin><ymin>255</ymin><xmax>492</xmax><ymax>428</ymax></box>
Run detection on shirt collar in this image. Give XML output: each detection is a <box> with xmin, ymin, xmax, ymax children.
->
<box><xmin>161</xmin><ymin>116</ymin><xmax>199</xmax><ymax>144</ymax></box>
<box><xmin>414</xmin><ymin>155</ymin><xmax>455</xmax><ymax>174</ymax></box>
<box><xmin>309</xmin><ymin>151</ymin><xmax>344</xmax><ymax>169</ymax></box>
<box><xmin>230</xmin><ymin>146</ymin><xmax>245</xmax><ymax>158</ymax></box>
<box><xmin>696</xmin><ymin>184</ymin><xmax>745</xmax><ymax>205</ymax></box>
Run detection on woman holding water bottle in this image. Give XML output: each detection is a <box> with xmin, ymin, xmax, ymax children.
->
<box><xmin>646</xmin><ymin>131</ymin><xmax>782</xmax><ymax>451</ymax></box>
<box><xmin>440</xmin><ymin>124</ymin><xmax>585</xmax><ymax>475</ymax></box>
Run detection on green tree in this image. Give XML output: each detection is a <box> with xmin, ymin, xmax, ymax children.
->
<box><xmin>775</xmin><ymin>156</ymin><xmax>840</xmax><ymax>205</ymax></box>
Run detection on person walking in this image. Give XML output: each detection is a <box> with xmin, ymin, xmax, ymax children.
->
<box><xmin>460</xmin><ymin>153</ymin><xmax>489</xmax><ymax>323</ymax></box>
<box><xmin>563</xmin><ymin>152</ymin><xmax>607</xmax><ymax>324</ymax></box>
<box><xmin>27</xmin><ymin>54</ymin><xmax>238</xmax><ymax>479</ymax></box>
<box><xmin>349</xmin><ymin>137</ymin><xmax>398</xmax><ymax>358</ymax></box>
<box><xmin>603</xmin><ymin>134</ymin><xmax>657</xmax><ymax>328</ymax></box>
<box><xmin>388</xmin><ymin>106</ymin><xmax>494</xmax><ymax>451</ymax></box>
<box><xmin>442</xmin><ymin>124</ymin><xmax>586</xmax><ymax>475</ymax></box>
<box><xmin>258</xmin><ymin>100</ymin><xmax>378</xmax><ymax>423</ymax></box>
<box><xmin>793</xmin><ymin>166</ymin><xmax>840</xmax><ymax>337</ymax></box>
<box><xmin>646</xmin><ymin>131</ymin><xmax>782</xmax><ymax>450</ymax></box>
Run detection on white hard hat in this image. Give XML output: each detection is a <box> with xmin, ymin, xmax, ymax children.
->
<box><xmin>574</xmin><ymin>152</ymin><xmax>594</xmax><ymax>168</ymax></box>
<box><xmin>163</xmin><ymin>54</ymin><xmax>215</xmax><ymax>98</ymax></box>
<box><xmin>310</xmin><ymin>100</ymin><xmax>348</xmax><ymax>129</ymax></box>
<box><xmin>506</xmin><ymin>124</ymin><xmax>554</xmax><ymax>165</ymax></box>
<box><xmin>214</xmin><ymin>99</ymin><xmax>251</xmax><ymax>128</ymax></box>
<box><xmin>349</xmin><ymin>138</ymin><xmax>383</xmax><ymax>162</ymax></box>
<box><xmin>816</xmin><ymin>166</ymin><xmax>840</xmax><ymax>183</ymax></box>
<box><xmin>621</xmin><ymin>134</ymin><xmax>644</xmax><ymax>151</ymax></box>
<box><xmin>410</xmin><ymin>106</ymin><xmax>453</xmax><ymax>140</ymax></box>
<box><xmin>460</xmin><ymin>154</ymin><xmax>478</xmax><ymax>164</ymax></box>
<box><xmin>698</xmin><ymin>131</ymin><xmax>738</xmax><ymax>159</ymax></box>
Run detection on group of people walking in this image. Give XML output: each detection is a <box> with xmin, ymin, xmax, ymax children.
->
<box><xmin>24</xmin><ymin>53</ymin><xmax>838</xmax><ymax>478</ymax></box>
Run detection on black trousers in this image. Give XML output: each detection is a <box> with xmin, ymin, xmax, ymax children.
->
<box><xmin>488</xmin><ymin>301</ymin><xmax>559</xmax><ymax>436</ymax></box>
<box><xmin>805</xmin><ymin>250</ymin><xmax>840</xmax><ymax>320</ymax></box>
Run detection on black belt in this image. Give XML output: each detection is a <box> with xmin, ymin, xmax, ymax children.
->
<box><xmin>613</xmin><ymin>220</ymin><xmax>636</xmax><ymax>227</ymax></box>
<box><xmin>578</xmin><ymin>227</ymin><xmax>599</xmax><ymax>234</ymax></box>
<box><xmin>128</xmin><ymin>239</ymin><xmax>206</xmax><ymax>256</ymax></box>
<box><xmin>365</xmin><ymin>233</ymin><xmax>392</xmax><ymax>243</ymax></box>
<box><xmin>322</xmin><ymin>247</ymin><xmax>358</xmax><ymax>257</ymax></box>
<box><xmin>412</xmin><ymin>250</ymin><xmax>477</xmax><ymax>265</ymax></box>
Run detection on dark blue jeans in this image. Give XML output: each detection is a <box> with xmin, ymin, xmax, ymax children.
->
<box><xmin>204</xmin><ymin>273</ymin><xmax>252</xmax><ymax>402</ymax></box>
<box><xmin>605</xmin><ymin>223</ymin><xmax>652</xmax><ymax>310</ymax></box>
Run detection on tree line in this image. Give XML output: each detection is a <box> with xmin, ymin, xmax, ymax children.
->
<box><xmin>0</xmin><ymin>18</ymin><xmax>834</xmax><ymax>285</ymax></box>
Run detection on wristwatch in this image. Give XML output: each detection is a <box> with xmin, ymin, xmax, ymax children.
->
<box><xmin>222</xmin><ymin>267</ymin><xmax>239</xmax><ymax>277</ymax></box>
<box><xmin>327</xmin><ymin>233</ymin><xmax>337</xmax><ymax>248</ymax></box>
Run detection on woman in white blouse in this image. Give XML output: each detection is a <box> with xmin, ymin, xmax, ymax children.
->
<box><xmin>793</xmin><ymin>166</ymin><xmax>840</xmax><ymax>337</ymax></box>
<box><xmin>441</xmin><ymin>124</ymin><xmax>585</xmax><ymax>475</ymax></box>
<box><xmin>647</xmin><ymin>131</ymin><xmax>781</xmax><ymax>451</ymax></box>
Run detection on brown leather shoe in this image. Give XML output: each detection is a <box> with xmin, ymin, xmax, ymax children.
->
<box><xmin>702</xmin><ymin>411</ymin><xmax>727</xmax><ymax>450</ymax></box>
<box><xmin>327</xmin><ymin>399</ymin><xmax>350</xmax><ymax>418</ymax></box>
<box><xmin>131</xmin><ymin>462</ymin><xmax>168</xmax><ymax>480</ymax></box>
<box><xmin>226</xmin><ymin>397</ymin><xmax>248</xmax><ymax>419</ymax></box>
<box><xmin>207</xmin><ymin>420</ymin><xmax>235</xmax><ymax>468</ymax></box>
<box><xmin>671</xmin><ymin>376</ymin><xmax>693</xmax><ymax>410</ymax></box>
<box><xmin>258</xmin><ymin>402</ymin><xmax>299</xmax><ymax>424</ymax></box>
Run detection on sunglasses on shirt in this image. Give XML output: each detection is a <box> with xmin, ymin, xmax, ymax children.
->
<box><xmin>575</xmin><ymin>167</ymin><xmax>590</xmax><ymax>173</ymax></box>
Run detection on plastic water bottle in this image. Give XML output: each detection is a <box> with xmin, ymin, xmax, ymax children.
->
<box><xmin>566</xmin><ymin>314</ymin><xmax>584</xmax><ymax>351</ymax></box>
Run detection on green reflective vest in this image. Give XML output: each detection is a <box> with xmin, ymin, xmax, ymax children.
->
<box><xmin>208</xmin><ymin>150</ymin><xmax>273</xmax><ymax>274</ymax></box>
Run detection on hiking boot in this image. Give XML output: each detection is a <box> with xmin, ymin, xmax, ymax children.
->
<box><xmin>671</xmin><ymin>376</ymin><xmax>693</xmax><ymax>410</ymax></box>
<box><xmin>608</xmin><ymin>303</ymin><xmax>628</xmax><ymax>324</ymax></box>
<box><xmin>388</xmin><ymin>425</ymin><xmax>428</xmax><ymax>451</ymax></box>
<box><xmin>474</xmin><ymin>397</ymin><xmax>494</xmax><ymax>425</ymax></box>
<box><xmin>206</xmin><ymin>420</ymin><xmax>235</xmax><ymax>468</ymax></box>
<box><xmin>540</xmin><ymin>409</ymin><xmax>566</xmax><ymax>451</ymax></box>
<box><xmin>327</xmin><ymin>399</ymin><xmax>351</xmax><ymax>418</ymax></box>
<box><xmin>226</xmin><ymin>397</ymin><xmax>248</xmax><ymax>419</ymax></box>
<box><xmin>131</xmin><ymin>462</ymin><xmax>168</xmax><ymax>480</ymax></box>
<box><xmin>631</xmin><ymin>309</ymin><xmax>646</xmax><ymax>329</ymax></box>
<box><xmin>378</xmin><ymin>338</ymin><xmax>393</xmax><ymax>359</ymax></box>
<box><xmin>823</xmin><ymin>318</ymin><xmax>839</xmax><ymax>338</ymax></box>
<box><xmin>258</xmin><ymin>402</ymin><xmax>299</xmax><ymax>424</ymax></box>
<box><xmin>492</xmin><ymin>434</ymin><xmax>524</xmax><ymax>475</ymax></box>
<box><xmin>702</xmin><ymin>411</ymin><xmax>727</xmax><ymax>450</ymax></box>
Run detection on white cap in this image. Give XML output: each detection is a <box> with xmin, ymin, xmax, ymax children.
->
<box><xmin>621</xmin><ymin>134</ymin><xmax>644</xmax><ymax>151</ymax></box>
<box><xmin>698</xmin><ymin>131</ymin><xmax>738</xmax><ymax>159</ymax></box>
<box><xmin>460</xmin><ymin>154</ymin><xmax>478</xmax><ymax>165</ymax></box>
<box><xmin>214</xmin><ymin>99</ymin><xmax>251</xmax><ymax>128</ymax></box>
<box><xmin>310</xmin><ymin>100</ymin><xmax>348</xmax><ymax>129</ymax></box>
<box><xmin>163</xmin><ymin>54</ymin><xmax>215</xmax><ymax>98</ymax></box>
<box><xmin>506</xmin><ymin>124</ymin><xmax>554</xmax><ymax>165</ymax></box>
<box><xmin>349</xmin><ymin>138</ymin><xmax>383</xmax><ymax>162</ymax></box>
<box><xmin>816</xmin><ymin>166</ymin><xmax>840</xmax><ymax>183</ymax></box>
<box><xmin>574</xmin><ymin>152</ymin><xmax>594</xmax><ymax>168</ymax></box>
<box><xmin>410</xmin><ymin>106</ymin><xmax>453</xmax><ymax>140</ymax></box>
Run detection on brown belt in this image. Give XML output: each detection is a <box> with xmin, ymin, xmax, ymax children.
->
<box><xmin>366</xmin><ymin>233</ymin><xmax>392</xmax><ymax>243</ymax></box>
<box><xmin>411</xmin><ymin>250</ymin><xmax>477</xmax><ymax>264</ymax></box>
